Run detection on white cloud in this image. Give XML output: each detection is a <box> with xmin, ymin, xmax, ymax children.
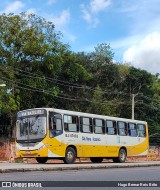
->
<box><xmin>1</xmin><ymin>1</ymin><xmax>25</xmax><ymax>14</ymax></box>
<box><xmin>123</xmin><ymin>32</ymin><xmax>160</xmax><ymax>74</ymax></box>
<box><xmin>80</xmin><ymin>4</ymin><xmax>99</xmax><ymax>28</ymax></box>
<box><xmin>62</xmin><ymin>30</ymin><xmax>77</xmax><ymax>43</ymax></box>
<box><xmin>50</xmin><ymin>10</ymin><xmax>70</xmax><ymax>27</ymax></box>
<box><xmin>80</xmin><ymin>4</ymin><xmax>92</xmax><ymax>23</ymax></box>
<box><xmin>80</xmin><ymin>0</ymin><xmax>110</xmax><ymax>28</ymax></box>
<box><xmin>26</xmin><ymin>8</ymin><xmax>36</xmax><ymax>14</ymax></box>
<box><xmin>42</xmin><ymin>10</ymin><xmax>75</xmax><ymax>44</ymax></box>
<box><xmin>47</xmin><ymin>0</ymin><xmax>56</xmax><ymax>5</ymax></box>
<box><xmin>90</xmin><ymin>0</ymin><xmax>111</xmax><ymax>13</ymax></box>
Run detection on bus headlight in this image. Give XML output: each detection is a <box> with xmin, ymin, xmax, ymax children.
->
<box><xmin>16</xmin><ymin>146</ymin><xmax>20</xmax><ymax>151</ymax></box>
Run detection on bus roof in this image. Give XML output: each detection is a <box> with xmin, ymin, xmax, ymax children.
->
<box><xmin>18</xmin><ymin>108</ymin><xmax>147</xmax><ymax>124</ymax></box>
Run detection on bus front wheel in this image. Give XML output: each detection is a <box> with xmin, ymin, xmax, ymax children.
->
<box><xmin>113</xmin><ymin>148</ymin><xmax>127</xmax><ymax>163</ymax></box>
<box><xmin>63</xmin><ymin>147</ymin><xmax>76</xmax><ymax>164</ymax></box>
<box><xmin>90</xmin><ymin>157</ymin><xmax>103</xmax><ymax>163</ymax></box>
<box><xmin>36</xmin><ymin>157</ymin><xmax>48</xmax><ymax>163</ymax></box>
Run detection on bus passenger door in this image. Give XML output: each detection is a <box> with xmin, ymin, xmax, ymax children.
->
<box><xmin>49</xmin><ymin>112</ymin><xmax>63</xmax><ymax>148</ymax></box>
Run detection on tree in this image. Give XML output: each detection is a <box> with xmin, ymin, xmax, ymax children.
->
<box><xmin>90</xmin><ymin>43</ymin><xmax>114</xmax><ymax>66</ymax></box>
<box><xmin>0</xmin><ymin>13</ymin><xmax>92</xmax><ymax>137</ymax></box>
<box><xmin>0</xmin><ymin>13</ymin><xmax>83</xmax><ymax>136</ymax></box>
<box><xmin>0</xmin><ymin>12</ymin><xmax>69</xmax><ymax>110</ymax></box>
<box><xmin>0</xmin><ymin>13</ymin><xmax>160</xmax><ymax>142</ymax></box>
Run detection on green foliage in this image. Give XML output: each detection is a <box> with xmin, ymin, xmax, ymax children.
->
<box><xmin>0</xmin><ymin>13</ymin><xmax>159</xmax><ymax>145</ymax></box>
<box><xmin>87</xmin><ymin>86</ymin><xmax>118</xmax><ymax>116</ymax></box>
<box><xmin>94</xmin><ymin>43</ymin><xmax>114</xmax><ymax>64</ymax></box>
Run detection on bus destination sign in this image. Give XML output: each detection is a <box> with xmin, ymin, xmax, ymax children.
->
<box><xmin>17</xmin><ymin>109</ymin><xmax>45</xmax><ymax>118</ymax></box>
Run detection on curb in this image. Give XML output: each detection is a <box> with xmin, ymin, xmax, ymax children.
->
<box><xmin>1</xmin><ymin>162</ymin><xmax>160</xmax><ymax>173</ymax></box>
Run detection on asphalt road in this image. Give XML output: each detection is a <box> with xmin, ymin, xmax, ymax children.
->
<box><xmin>0</xmin><ymin>166</ymin><xmax>160</xmax><ymax>190</ymax></box>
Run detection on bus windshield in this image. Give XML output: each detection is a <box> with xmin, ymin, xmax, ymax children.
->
<box><xmin>16</xmin><ymin>115</ymin><xmax>46</xmax><ymax>141</ymax></box>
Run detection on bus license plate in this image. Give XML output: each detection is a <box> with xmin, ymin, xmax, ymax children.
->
<box><xmin>26</xmin><ymin>151</ymin><xmax>30</xmax><ymax>154</ymax></box>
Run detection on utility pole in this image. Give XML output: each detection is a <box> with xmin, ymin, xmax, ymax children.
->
<box><xmin>132</xmin><ymin>94</ymin><xmax>135</xmax><ymax>120</ymax></box>
<box><xmin>131</xmin><ymin>93</ymin><xmax>143</xmax><ymax>120</ymax></box>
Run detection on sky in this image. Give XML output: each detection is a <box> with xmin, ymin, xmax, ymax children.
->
<box><xmin>0</xmin><ymin>0</ymin><xmax>160</xmax><ymax>74</ymax></box>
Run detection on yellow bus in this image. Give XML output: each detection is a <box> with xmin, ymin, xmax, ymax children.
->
<box><xmin>16</xmin><ymin>108</ymin><xmax>149</xmax><ymax>164</ymax></box>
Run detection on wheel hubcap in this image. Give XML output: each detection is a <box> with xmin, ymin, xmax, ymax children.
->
<box><xmin>120</xmin><ymin>152</ymin><xmax>125</xmax><ymax>160</ymax></box>
<box><xmin>67</xmin><ymin>151</ymin><xmax>73</xmax><ymax>160</ymax></box>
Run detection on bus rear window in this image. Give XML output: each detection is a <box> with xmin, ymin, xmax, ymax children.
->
<box><xmin>137</xmin><ymin>124</ymin><xmax>146</xmax><ymax>137</ymax></box>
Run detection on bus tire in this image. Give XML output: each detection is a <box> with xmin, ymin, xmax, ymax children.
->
<box><xmin>63</xmin><ymin>147</ymin><xmax>76</xmax><ymax>164</ymax></box>
<box><xmin>113</xmin><ymin>148</ymin><xmax>127</xmax><ymax>163</ymax></box>
<box><xmin>90</xmin><ymin>157</ymin><xmax>103</xmax><ymax>163</ymax></box>
<box><xmin>36</xmin><ymin>157</ymin><xmax>48</xmax><ymax>163</ymax></box>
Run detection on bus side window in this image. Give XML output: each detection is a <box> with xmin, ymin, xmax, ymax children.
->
<box><xmin>93</xmin><ymin>119</ymin><xmax>105</xmax><ymax>134</ymax></box>
<box><xmin>106</xmin><ymin>120</ymin><xmax>117</xmax><ymax>135</ymax></box>
<box><xmin>49</xmin><ymin>113</ymin><xmax>62</xmax><ymax>137</ymax></box>
<box><xmin>128</xmin><ymin>123</ymin><xmax>137</xmax><ymax>137</ymax></box>
<box><xmin>80</xmin><ymin>117</ymin><xmax>92</xmax><ymax>133</ymax></box>
<box><xmin>117</xmin><ymin>121</ymin><xmax>128</xmax><ymax>136</ymax></box>
<box><xmin>137</xmin><ymin>124</ymin><xmax>146</xmax><ymax>137</ymax></box>
<box><xmin>64</xmin><ymin>115</ymin><xmax>79</xmax><ymax>132</ymax></box>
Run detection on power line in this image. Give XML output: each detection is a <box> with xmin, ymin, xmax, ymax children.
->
<box><xmin>0</xmin><ymin>64</ymin><xmax>131</xmax><ymax>96</ymax></box>
<box><xmin>1</xmin><ymin>66</ymin><xmax>158</xmax><ymax>109</ymax></box>
<box><xmin>0</xmin><ymin>64</ymin><xmax>86</xmax><ymax>88</ymax></box>
<box><xmin>0</xmin><ymin>76</ymin><xmax>76</xmax><ymax>100</ymax></box>
<box><xmin>14</xmin><ymin>84</ymin><xmax>80</xmax><ymax>102</ymax></box>
<box><xmin>0</xmin><ymin>76</ymin><xmax>131</xmax><ymax>106</ymax></box>
<box><xmin>1</xmin><ymin>64</ymin><xmax>156</xmax><ymax>107</ymax></box>
<box><xmin>14</xmin><ymin>84</ymin><xmax>130</xmax><ymax>105</ymax></box>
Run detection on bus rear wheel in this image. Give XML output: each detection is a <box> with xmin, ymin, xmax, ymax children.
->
<box><xmin>36</xmin><ymin>157</ymin><xmax>48</xmax><ymax>163</ymax></box>
<box><xmin>63</xmin><ymin>147</ymin><xmax>76</xmax><ymax>164</ymax></box>
<box><xmin>113</xmin><ymin>148</ymin><xmax>127</xmax><ymax>163</ymax></box>
<box><xmin>90</xmin><ymin>157</ymin><xmax>103</xmax><ymax>163</ymax></box>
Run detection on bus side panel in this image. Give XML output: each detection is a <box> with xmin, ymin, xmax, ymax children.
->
<box><xmin>127</xmin><ymin>137</ymin><xmax>149</xmax><ymax>156</ymax></box>
<box><xmin>46</xmin><ymin>133</ymin><xmax>66</xmax><ymax>157</ymax></box>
